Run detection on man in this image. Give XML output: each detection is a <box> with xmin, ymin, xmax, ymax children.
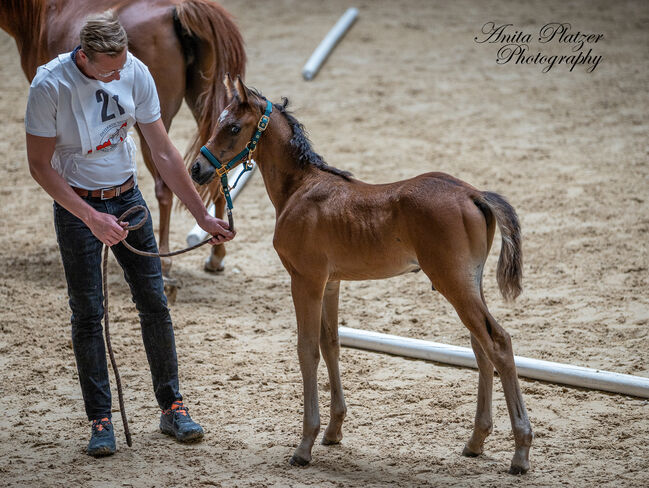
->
<box><xmin>24</xmin><ymin>11</ymin><xmax>233</xmax><ymax>457</ymax></box>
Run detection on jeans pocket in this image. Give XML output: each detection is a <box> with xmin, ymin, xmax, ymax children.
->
<box><xmin>122</xmin><ymin>186</ymin><xmax>144</xmax><ymax>204</ymax></box>
<box><xmin>53</xmin><ymin>201</ymin><xmax>79</xmax><ymax>232</ymax></box>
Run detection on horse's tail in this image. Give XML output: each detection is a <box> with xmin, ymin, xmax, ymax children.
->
<box><xmin>173</xmin><ymin>0</ymin><xmax>246</xmax><ymax>202</ymax></box>
<box><xmin>475</xmin><ymin>191</ymin><xmax>523</xmax><ymax>301</ymax></box>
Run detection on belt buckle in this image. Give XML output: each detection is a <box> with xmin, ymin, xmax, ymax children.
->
<box><xmin>100</xmin><ymin>186</ymin><xmax>119</xmax><ymax>200</ymax></box>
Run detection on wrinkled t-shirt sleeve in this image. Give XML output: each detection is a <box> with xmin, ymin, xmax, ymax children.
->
<box><xmin>133</xmin><ymin>60</ymin><xmax>161</xmax><ymax>124</ymax></box>
<box><xmin>25</xmin><ymin>73</ymin><xmax>57</xmax><ymax>138</ymax></box>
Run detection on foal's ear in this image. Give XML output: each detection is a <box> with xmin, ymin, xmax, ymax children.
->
<box><xmin>234</xmin><ymin>74</ymin><xmax>249</xmax><ymax>104</ymax></box>
<box><xmin>223</xmin><ymin>73</ymin><xmax>235</xmax><ymax>100</ymax></box>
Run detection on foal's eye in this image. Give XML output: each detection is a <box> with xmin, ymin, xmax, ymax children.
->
<box><xmin>230</xmin><ymin>125</ymin><xmax>241</xmax><ymax>135</ymax></box>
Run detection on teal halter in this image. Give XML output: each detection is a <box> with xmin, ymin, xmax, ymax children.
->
<box><xmin>199</xmin><ymin>100</ymin><xmax>273</xmax><ymax>212</ymax></box>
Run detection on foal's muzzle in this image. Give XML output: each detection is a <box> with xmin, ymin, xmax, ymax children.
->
<box><xmin>191</xmin><ymin>157</ymin><xmax>216</xmax><ymax>186</ymax></box>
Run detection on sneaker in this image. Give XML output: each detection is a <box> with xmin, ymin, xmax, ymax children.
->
<box><xmin>87</xmin><ymin>417</ymin><xmax>116</xmax><ymax>457</ymax></box>
<box><xmin>160</xmin><ymin>400</ymin><xmax>204</xmax><ymax>442</ymax></box>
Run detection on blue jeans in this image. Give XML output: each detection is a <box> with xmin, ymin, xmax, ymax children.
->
<box><xmin>54</xmin><ymin>186</ymin><xmax>182</xmax><ymax>421</ymax></box>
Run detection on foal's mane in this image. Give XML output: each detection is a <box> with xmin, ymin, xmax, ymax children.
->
<box><xmin>249</xmin><ymin>89</ymin><xmax>352</xmax><ymax>180</ymax></box>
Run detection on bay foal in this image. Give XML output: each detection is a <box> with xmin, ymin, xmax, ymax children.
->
<box><xmin>191</xmin><ymin>76</ymin><xmax>533</xmax><ymax>474</ymax></box>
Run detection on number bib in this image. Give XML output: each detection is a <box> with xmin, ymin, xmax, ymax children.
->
<box><xmin>61</xmin><ymin>53</ymin><xmax>137</xmax><ymax>156</ymax></box>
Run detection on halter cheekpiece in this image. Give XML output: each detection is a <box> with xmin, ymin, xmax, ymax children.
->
<box><xmin>199</xmin><ymin>100</ymin><xmax>273</xmax><ymax>212</ymax></box>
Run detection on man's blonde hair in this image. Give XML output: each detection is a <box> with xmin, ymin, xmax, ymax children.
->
<box><xmin>80</xmin><ymin>10</ymin><xmax>128</xmax><ymax>60</ymax></box>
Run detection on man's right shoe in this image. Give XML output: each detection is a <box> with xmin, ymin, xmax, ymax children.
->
<box><xmin>87</xmin><ymin>417</ymin><xmax>116</xmax><ymax>457</ymax></box>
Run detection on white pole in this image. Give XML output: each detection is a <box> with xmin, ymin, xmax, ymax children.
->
<box><xmin>338</xmin><ymin>327</ymin><xmax>649</xmax><ymax>398</ymax></box>
<box><xmin>302</xmin><ymin>7</ymin><xmax>359</xmax><ymax>81</ymax></box>
<box><xmin>186</xmin><ymin>161</ymin><xmax>256</xmax><ymax>246</ymax></box>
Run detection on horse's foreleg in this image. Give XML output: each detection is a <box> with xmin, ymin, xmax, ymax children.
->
<box><xmin>319</xmin><ymin>281</ymin><xmax>346</xmax><ymax>446</ymax></box>
<box><xmin>289</xmin><ymin>275</ymin><xmax>325</xmax><ymax>466</ymax></box>
<box><xmin>204</xmin><ymin>193</ymin><xmax>227</xmax><ymax>272</ymax></box>
<box><xmin>153</xmin><ymin>172</ymin><xmax>173</xmax><ymax>274</ymax></box>
<box><xmin>135</xmin><ymin>128</ymin><xmax>174</xmax><ymax>278</ymax></box>
<box><xmin>462</xmin><ymin>333</ymin><xmax>494</xmax><ymax>457</ymax></box>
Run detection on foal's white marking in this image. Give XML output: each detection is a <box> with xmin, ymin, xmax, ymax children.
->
<box><xmin>218</xmin><ymin>109</ymin><xmax>229</xmax><ymax>124</ymax></box>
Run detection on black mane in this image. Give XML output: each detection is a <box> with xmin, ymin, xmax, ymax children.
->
<box><xmin>249</xmin><ymin>89</ymin><xmax>352</xmax><ymax>180</ymax></box>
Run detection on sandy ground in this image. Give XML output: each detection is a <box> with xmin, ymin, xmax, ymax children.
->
<box><xmin>1</xmin><ymin>0</ymin><xmax>648</xmax><ymax>486</ymax></box>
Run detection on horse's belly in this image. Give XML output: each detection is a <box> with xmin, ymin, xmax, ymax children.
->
<box><xmin>328</xmin><ymin>255</ymin><xmax>420</xmax><ymax>281</ymax></box>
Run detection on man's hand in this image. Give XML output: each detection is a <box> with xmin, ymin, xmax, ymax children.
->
<box><xmin>86</xmin><ymin>210</ymin><xmax>129</xmax><ymax>246</ymax></box>
<box><xmin>138</xmin><ymin>119</ymin><xmax>240</xmax><ymax>245</ymax></box>
<box><xmin>199</xmin><ymin>215</ymin><xmax>236</xmax><ymax>245</ymax></box>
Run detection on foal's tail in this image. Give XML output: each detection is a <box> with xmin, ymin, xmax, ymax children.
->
<box><xmin>475</xmin><ymin>192</ymin><xmax>523</xmax><ymax>301</ymax></box>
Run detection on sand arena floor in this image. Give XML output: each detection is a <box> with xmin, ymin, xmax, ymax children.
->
<box><xmin>1</xmin><ymin>0</ymin><xmax>648</xmax><ymax>486</ymax></box>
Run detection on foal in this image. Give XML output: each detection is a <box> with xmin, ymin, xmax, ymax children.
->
<box><xmin>191</xmin><ymin>75</ymin><xmax>533</xmax><ymax>474</ymax></box>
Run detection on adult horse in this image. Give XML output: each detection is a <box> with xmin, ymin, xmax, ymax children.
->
<box><xmin>0</xmin><ymin>0</ymin><xmax>246</xmax><ymax>294</ymax></box>
<box><xmin>190</xmin><ymin>75</ymin><xmax>534</xmax><ymax>474</ymax></box>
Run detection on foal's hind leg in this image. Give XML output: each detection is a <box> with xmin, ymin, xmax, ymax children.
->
<box><xmin>462</xmin><ymin>334</ymin><xmax>494</xmax><ymax>456</ymax></box>
<box><xmin>450</xmin><ymin>293</ymin><xmax>533</xmax><ymax>474</ymax></box>
<box><xmin>319</xmin><ymin>281</ymin><xmax>347</xmax><ymax>445</ymax></box>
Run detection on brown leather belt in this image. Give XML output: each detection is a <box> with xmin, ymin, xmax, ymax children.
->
<box><xmin>72</xmin><ymin>176</ymin><xmax>135</xmax><ymax>200</ymax></box>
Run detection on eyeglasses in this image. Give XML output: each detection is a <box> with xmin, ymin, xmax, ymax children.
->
<box><xmin>91</xmin><ymin>57</ymin><xmax>132</xmax><ymax>79</ymax></box>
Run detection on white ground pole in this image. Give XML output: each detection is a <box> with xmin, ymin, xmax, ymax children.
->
<box><xmin>338</xmin><ymin>327</ymin><xmax>649</xmax><ymax>398</ymax></box>
<box><xmin>186</xmin><ymin>161</ymin><xmax>257</xmax><ymax>246</ymax></box>
<box><xmin>302</xmin><ymin>7</ymin><xmax>359</xmax><ymax>81</ymax></box>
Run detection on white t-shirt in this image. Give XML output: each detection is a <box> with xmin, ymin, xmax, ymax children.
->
<box><xmin>25</xmin><ymin>49</ymin><xmax>161</xmax><ymax>190</ymax></box>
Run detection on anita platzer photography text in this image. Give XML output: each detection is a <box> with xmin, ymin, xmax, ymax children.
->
<box><xmin>475</xmin><ymin>22</ymin><xmax>604</xmax><ymax>73</ymax></box>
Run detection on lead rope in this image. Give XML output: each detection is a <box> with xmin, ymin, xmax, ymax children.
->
<box><xmin>102</xmin><ymin>205</ymin><xmax>217</xmax><ymax>446</ymax></box>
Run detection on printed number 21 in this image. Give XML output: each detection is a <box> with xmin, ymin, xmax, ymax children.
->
<box><xmin>96</xmin><ymin>89</ymin><xmax>125</xmax><ymax>122</ymax></box>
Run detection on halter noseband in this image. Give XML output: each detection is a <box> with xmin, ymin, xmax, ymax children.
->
<box><xmin>199</xmin><ymin>100</ymin><xmax>273</xmax><ymax>213</ymax></box>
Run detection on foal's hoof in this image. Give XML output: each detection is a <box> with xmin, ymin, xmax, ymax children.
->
<box><xmin>509</xmin><ymin>447</ymin><xmax>531</xmax><ymax>474</ymax></box>
<box><xmin>289</xmin><ymin>454</ymin><xmax>310</xmax><ymax>467</ymax></box>
<box><xmin>321</xmin><ymin>437</ymin><xmax>341</xmax><ymax>446</ymax></box>
<box><xmin>508</xmin><ymin>463</ymin><xmax>529</xmax><ymax>475</ymax></box>
<box><xmin>461</xmin><ymin>445</ymin><xmax>482</xmax><ymax>457</ymax></box>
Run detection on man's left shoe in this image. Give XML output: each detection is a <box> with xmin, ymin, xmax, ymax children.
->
<box><xmin>87</xmin><ymin>417</ymin><xmax>116</xmax><ymax>457</ymax></box>
<box><xmin>160</xmin><ymin>400</ymin><xmax>204</xmax><ymax>442</ymax></box>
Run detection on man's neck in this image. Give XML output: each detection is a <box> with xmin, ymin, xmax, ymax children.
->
<box><xmin>74</xmin><ymin>49</ymin><xmax>95</xmax><ymax>79</ymax></box>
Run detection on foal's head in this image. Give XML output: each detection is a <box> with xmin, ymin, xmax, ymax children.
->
<box><xmin>191</xmin><ymin>74</ymin><xmax>267</xmax><ymax>185</ymax></box>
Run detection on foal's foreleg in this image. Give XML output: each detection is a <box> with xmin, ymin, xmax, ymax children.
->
<box><xmin>319</xmin><ymin>281</ymin><xmax>347</xmax><ymax>445</ymax></box>
<box><xmin>289</xmin><ymin>275</ymin><xmax>326</xmax><ymax>466</ymax></box>
<box><xmin>462</xmin><ymin>333</ymin><xmax>494</xmax><ymax>457</ymax></box>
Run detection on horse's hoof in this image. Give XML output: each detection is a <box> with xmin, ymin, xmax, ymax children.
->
<box><xmin>289</xmin><ymin>454</ymin><xmax>310</xmax><ymax>467</ymax></box>
<box><xmin>163</xmin><ymin>276</ymin><xmax>180</xmax><ymax>305</ymax></box>
<box><xmin>509</xmin><ymin>446</ymin><xmax>531</xmax><ymax>474</ymax></box>
<box><xmin>321</xmin><ymin>437</ymin><xmax>341</xmax><ymax>446</ymax></box>
<box><xmin>508</xmin><ymin>463</ymin><xmax>529</xmax><ymax>475</ymax></box>
<box><xmin>204</xmin><ymin>256</ymin><xmax>225</xmax><ymax>273</ymax></box>
<box><xmin>462</xmin><ymin>445</ymin><xmax>482</xmax><ymax>457</ymax></box>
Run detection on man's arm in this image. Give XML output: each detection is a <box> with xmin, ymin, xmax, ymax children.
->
<box><xmin>137</xmin><ymin>118</ymin><xmax>234</xmax><ymax>242</ymax></box>
<box><xmin>25</xmin><ymin>133</ymin><xmax>128</xmax><ymax>246</ymax></box>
